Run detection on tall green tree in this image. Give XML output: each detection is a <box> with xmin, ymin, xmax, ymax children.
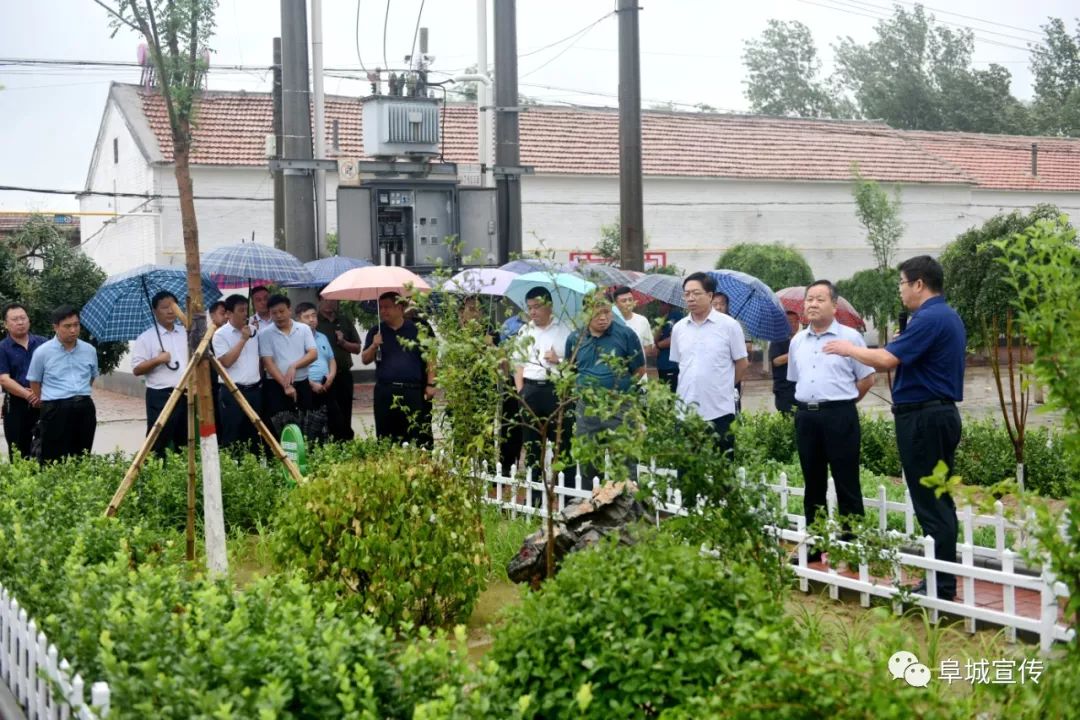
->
<box><xmin>715</xmin><ymin>243</ymin><xmax>813</xmax><ymax>291</ymax></box>
<box><xmin>742</xmin><ymin>20</ymin><xmax>848</xmax><ymax>117</ymax></box>
<box><xmin>0</xmin><ymin>216</ymin><xmax>125</xmax><ymax>374</ymax></box>
<box><xmin>832</xmin><ymin>5</ymin><xmax>1029</xmax><ymax>133</ymax></box>
<box><xmin>1030</xmin><ymin>18</ymin><xmax>1080</xmax><ymax>136</ymax></box>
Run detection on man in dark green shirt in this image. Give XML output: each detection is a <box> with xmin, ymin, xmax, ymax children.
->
<box><xmin>316</xmin><ymin>298</ymin><xmax>361</xmax><ymax>441</ymax></box>
<box><xmin>564</xmin><ymin>295</ymin><xmax>645</xmax><ymax>488</ymax></box>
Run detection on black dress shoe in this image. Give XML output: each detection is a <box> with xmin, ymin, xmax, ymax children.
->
<box><xmin>789</xmin><ymin>550</ymin><xmax>823</xmax><ymax>565</ymax></box>
<box><xmin>909</xmin><ymin>580</ymin><xmax>956</xmax><ymax>602</ymax></box>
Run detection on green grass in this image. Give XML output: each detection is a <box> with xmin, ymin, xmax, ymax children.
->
<box><xmin>481</xmin><ymin>505</ymin><xmax>540</xmax><ymax>582</ymax></box>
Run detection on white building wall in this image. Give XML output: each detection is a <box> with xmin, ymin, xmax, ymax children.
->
<box><xmin>79</xmin><ymin>101</ymin><xmax>158</xmax><ymax>273</ymax></box>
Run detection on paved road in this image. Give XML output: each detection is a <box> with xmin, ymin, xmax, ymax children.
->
<box><xmin>0</xmin><ymin>367</ymin><xmax>1062</xmax><ymax>460</ymax></box>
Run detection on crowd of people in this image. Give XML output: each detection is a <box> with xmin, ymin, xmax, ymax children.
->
<box><xmin>1</xmin><ymin>255</ymin><xmax>967</xmax><ymax>594</ymax></box>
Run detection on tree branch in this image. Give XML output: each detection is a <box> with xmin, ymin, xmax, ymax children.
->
<box><xmin>92</xmin><ymin>0</ymin><xmax>141</xmax><ymax>33</ymax></box>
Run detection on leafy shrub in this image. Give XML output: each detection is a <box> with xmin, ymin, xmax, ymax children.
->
<box><xmin>271</xmin><ymin>447</ymin><xmax>488</xmax><ymax>627</ymax></box>
<box><xmin>951</xmin><ymin>419</ymin><xmax>1078</xmax><ymax>497</ymax></box>
<box><xmin>715</xmin><ymin>242</ymin><xmax>813</xmax><ymax>290</ymax></box>
<box><xmin>859</xmin><ymin>414</ymin><xmax>901</xmax><ymax>476</ymax></box>
<box><xmin>733</xmin><ymin>411</ymin><xmax>796</xmax><ymax>465</ymax></box>
<box><xmin>487</xmin><ymin>533</ymin><xmax>790</xmax><ymax>718</ymax></box>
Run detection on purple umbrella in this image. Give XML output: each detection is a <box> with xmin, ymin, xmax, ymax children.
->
<box><xmin>442</xmin><ymin>268</ymin><xmax>517</xmax><ymax>296</ymax></box>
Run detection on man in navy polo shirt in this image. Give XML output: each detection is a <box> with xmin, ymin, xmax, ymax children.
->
<box><xmin>362</xmin><ymin>292</ymin><xmax>435</xmax><ymax>447</ymax></box>
<box><xmin>825</xmin><ymin>255</ymin><xmax>966</xmax><ymax>601</ymax></box>
<box><xmin>0</xmin><ymin>303</ymin><xmax>47</xmax><ymax>461</ymax></box>
<box><xmin>565</xmin><ymin>294</ymin><xmax>645</xmax><ymax>488</ymax></box>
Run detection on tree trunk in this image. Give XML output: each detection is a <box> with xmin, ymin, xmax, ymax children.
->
<box><xmin>173</xmin><ymin>121</ymin><xmax>229</xmax><ymax>577</ymax></box>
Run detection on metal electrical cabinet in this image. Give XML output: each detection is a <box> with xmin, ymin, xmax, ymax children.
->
<box><xmin>337</xmin><ymin>182</ymin><xmax>498</xmax><ymax>271</ymax></box>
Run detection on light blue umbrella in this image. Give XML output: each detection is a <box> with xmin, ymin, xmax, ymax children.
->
<box><xmin>631</xmin><ymin>273</ymin><xmax>686</xmax><ymax>309</ymax></box>
<box><xmin>506</xmin><ymin>272</ymin><xmax>597</xmax><ymax>324</ymax></box>
<box><xmin>82</xmin><ymin>265</ymin><xmax>221</xmax><ymax>343</ymax></box>
<box><xmin>202</xmin><ymin>242</ymin><xmax>315</xmax><ymax>289</ymax></box>
<box><xmin>283</xmin><ymin>255</ymin><xmax>372</xmax><ymax>287</ymax></box>
<box><xmin>707</xmin><ymin>269</ymin><xmax>790</xmax><ymax>341</ymax></box>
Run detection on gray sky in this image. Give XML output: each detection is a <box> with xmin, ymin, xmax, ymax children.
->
<box><xmin>0</xmin><ymin>0</ymin><xmax>1073</xmax><ymax>212</ymax></box>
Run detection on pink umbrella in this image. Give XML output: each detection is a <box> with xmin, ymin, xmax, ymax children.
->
<box><xmin>320</xmin><ymin>265</ymin><xmax>431</xmax><ymax>301</ymax></box>
<box><xmin>775</xmin><ymin>286</ymin><xmax>866</xmax><ymax>331</ymax></box>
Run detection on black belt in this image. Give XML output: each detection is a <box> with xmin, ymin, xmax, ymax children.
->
<box><xmin>41</xmin><ymin>396</ymin><xmax>92</xmax><ymax>406</ymax></box>
<box><xmin>523</xmin><ymin>378</ymin><xmax>552</xmax><ymax>386</ymax></box>
<box><xmin>379</xmin><ymin>381</ymin><xmax>424</xmax><ymax>389</ymax></box>
<box><xmin>148</xmin><ymin>386</ymin><xmax>182</xmax><ymax>393</ymax></box>
<box><xmin>892</xmin><ymin>399</ymin><xmax>955</xmax><ymax>415</ymax></box>
<box><xmin>236</xmin><ymin>382</ymin><xmax>262</xmax><ymax>391</ymax></box>
<box><xmin>796</xmin><ymin>399</ymin><xmax>855</xmax><ymax>411</ymax></box>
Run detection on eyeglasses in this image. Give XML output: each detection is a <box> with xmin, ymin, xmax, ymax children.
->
<box><xmin>898</xmin><ymin>279</ymin><xmax>915</xmax><ymax>288</ymax></box>
<box><xmin>682</xmin><ymin>290</ymin><xmax>708</xmax><ymax>299</ymax></box>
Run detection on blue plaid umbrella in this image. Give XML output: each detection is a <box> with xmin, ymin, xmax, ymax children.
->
<box><xmin>202</xmin><ymin>242</ymin><xmax>315</xmax><ymax>289</ymax></box>
<box><xmin>82</xmin><ymin>264</ymin><xmax>222</xmax><ymax>343</ymax></box>
<box><xmin>499</xmin><ymin>257</ymin><xmax>562</xmax><ymax>275</ymax></box>
<box><xmin>283</xmin><ymin>255</ymin><xmax>372</xmax><ymax>288</ymax></box>
<box><xmin>707</xmin><ymin>269</ymin><xmax>790</xmax><ymax>341</ymax></box>
<box><xmin>631</xmin><ymin>273</ymin><xmax>686</xmax><ymax>308</ymax></box>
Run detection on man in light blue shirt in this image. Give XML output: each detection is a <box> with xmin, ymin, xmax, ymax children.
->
<box><xmin>26</xmin><ymin>305</ymin><xmax>99</xmax><ymax>464</ymax></box>
<box><xmin>297</xmin><ymin>302</ymin><xmax>338</xmax><ymax>439</ymax></box>
<box><xmin>787</xmin><ymin>280</ymin><xmax>875</xmax><ymax>561</ymax></box>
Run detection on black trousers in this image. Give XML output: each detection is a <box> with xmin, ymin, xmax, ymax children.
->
<box><xmin>373</xmin><ymin>382</ymin><xmax>432</xmax><ymax>448</ymax></box>
<box><xmin>657</xmin><ymin>369</ymin><xmax>679</xmax><ymax>393</ymax></box>
<box><xmin>263</xmin><ymin>379</ymin><xmax>314</xmax><ymax>429</ymax></box>
<box><xmin>499</xmin><ymin>389</ymin><xmax>523</xmax><ymax>472</ymax></box>
<box><xmin>38</xmin><ymin>396</ymin><xmax>96</xmax><ymax>464</ymax></box>
<box><xmin>327</xmin><ymin>372</ymin><xmax>355</xmax><ymax>441</ymax></box>
<box><xmin>895</xmin><ymin>402</ymin><xmax>962</xmax><ymax>597</ymax></box>
<box><xmin>3</xmin><ymin>394</ymin><xmax>39</xmax><ymax>462</ymax></box>
<box><xmin>794</xmin><ymin>402</ymin><xmax>864</xmax><ymax>532</ymax></box>
<box><xmin>519</xmin><ymin>381</ymin><xmax>572</xmax><ymax>476</ymax></box>
<box><xmin>219</xmin><ymin>382</ymin><xmax>263</xmax><ymax>452</ymax></box>
<box><xmin>146</xmin><ymin>386</ymin><xmax>187</xmax><ymax>458</ymax></box>
<box><xmin>710</xmin><ymin>413</ymin><xmax>737</xmax><ymax>458</ymax></box>
<box><xmin>774</xmin><ymin>384</ymin><xmax>797</xmax><ymax>414</ymax></box>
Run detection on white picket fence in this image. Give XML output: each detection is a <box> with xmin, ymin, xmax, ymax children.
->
<box><xmin>482</xmin><ymin>462</ymin><xmax>1074</xmax><ymax>653</ymax></box>
<box><xmin>0</xmin><ymin>584</ymin><xmax>110</xmax><ymax>720</ymax></box>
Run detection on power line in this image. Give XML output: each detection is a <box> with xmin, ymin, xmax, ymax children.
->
<box><xmin>409</xmin><ymin>0</ymin><xmax>427</xmax><ymax>65</ymax></box>
<box><xmin>851</xmin><ymin>0</ymin><xmax>1043</xmax><ymax>37</ymax></box>
<box><xmin>0</xmin><ymin>184</ymin><xmax>280</xmax><ymax>202</ymax></box>
<box><xmin>837</xmin><ymin>0</ymin><xmax>1037</xmax><ymax>45</ymax></box>
<box><xmin>519</xmin><ymin>11</ymin><xmax>616</xmax><ymax>58</ymax></box>
<box><xmin>382</xmin><ymin>0</ymin><xmax>391</xmax><ymax>70</ymax></box>
<box><xmin>354</xmin><ymin>0</ymin><xmax>367</xmax><ymax>74</ymax></box>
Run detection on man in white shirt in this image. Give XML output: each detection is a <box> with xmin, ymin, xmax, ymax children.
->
<box><xmin>248</xmin><ymin>285</ymin><xmax>272</xmax><ymax>332</ymax></box>
<box><xmin>669</xmin><ymin>272</ymin><xmax>748</xmax><ymax>457</ymax></box>
<box><xmin>258</xmin><ymin>294</ymin><xmax>317</xmax><ymax>427</ymax></box>
<box><xmin>132</xmin><ymin>290</ymin><xmax>189</xmax><ymax>458</ymax></box>
<box><xmin>212</xmin><ymin>294</ymin><xmax>263</xmax><ymax>451</ymax></box>
<box><xmin>611</xmin><ymin>286</ymin><xmax>655</xmax><ymax>360</ymax></box>
<box><xmin>513</xmin><ymin>286</ymin><xmax>572</xmax><ymax>485</ymax></box>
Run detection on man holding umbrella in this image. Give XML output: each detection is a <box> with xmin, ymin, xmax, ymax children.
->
<box><xmin>132</xmin><ymin>291</ymin><xmax>189</xmax><ymax>458</ymax></box>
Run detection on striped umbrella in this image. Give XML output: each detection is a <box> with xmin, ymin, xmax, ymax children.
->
<box><xmin>283</xmin><ymin>255</ymin><xmax>373</xmax><ymax>288</ymax></box>
<box><xmin>561</xmin><ymin>261</ymin><xmax>632</xmax><ymax>288</ymax></box>
<box><xmin>82</xmin><ymin>264</ymin><xmax>221</xmax><ymax>342</ymax></box>
<box><xmin>202</xmin><ymin>242</ymin><xmax>315</xmax><ymax>289</ymax></box>
<box><xmin>630</xmin><ymin>273</ymin><xmax>686</xmax><ymax>309</ymax></box>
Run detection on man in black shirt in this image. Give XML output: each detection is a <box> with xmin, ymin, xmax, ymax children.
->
<box><xmin>768</xmin><ymin>310</ymin><xmax>801</xmax><ymax>413</ymax></box>
<box><xmin>362</xmin><ymin>292</ymin><xmax>435</xmax><ymax>447</ymax></box>
<box><xmin>316</xmin><ymin>297</ymin><xmax>361</xmax><ymax>441</ymax></box>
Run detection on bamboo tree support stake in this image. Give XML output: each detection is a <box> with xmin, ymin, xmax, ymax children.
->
<box><xmin>208</xmin><ymin>354</ymin><xmax>303</xmax><ymax>484</ymax></box>
<box><xmin>185</xmin><ymin>375</ymin><xmax>197</xmax><ymax>561</ymax></box>
<box><xmin>104</xmin><ymin>325</ymin><xmax>216</xmax><ymax>517</ymax></box>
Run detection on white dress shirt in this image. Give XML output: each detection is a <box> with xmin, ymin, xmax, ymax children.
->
<box><xmin>516</xmin><ymin>319</ymin><xmax>571</xmax><ymax>381</ymax></box>
<box><xmin>622</xmin><ymin>312</ymin><xmax>655</xmax><ymax>354</ymax></box>
<box><xmin>132</xmin><ymin>323</ymin><xmax>189</xmax><ymax>389</ymax></box>
<box><xmin>669</xmin><ymin>309</ymin><xmax>747</xmax><ymax>420</ymax></box>
<box><xmin>212</xmin><ymin>323</ymin><xmax>262</xmax><ymax>386</ymax></box>
<box><xmin>787</xmin><ymin>320</ymin><xmax>874</xmax><ymax>403</ymax></box>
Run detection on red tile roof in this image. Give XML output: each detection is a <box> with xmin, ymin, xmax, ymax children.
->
<box><xmin>129</xmin><ymin>84</ymin><xmax>1080</xmax><ymax>191</ymax></box>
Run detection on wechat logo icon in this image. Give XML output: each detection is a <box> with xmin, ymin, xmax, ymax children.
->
<box><xmin>888</xmin><ymin>650</ymin><xmax>932</xmax><ymax>688</ymax></box>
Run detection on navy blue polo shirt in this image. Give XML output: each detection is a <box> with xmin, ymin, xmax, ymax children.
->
<box><xmin>656</xmin><ymin>310</ymin><xmax>684</xmax><ymax>372</ymax></box>
<box><xmin>0</xmin><ymin>334</ymin><xmax>47</xmax><ymax>388</ymax></box>
<box><xmin>565</xmin><ymin>322</ymin><xmax>645</xmax><ymax>392</ymax></box>
<box><xmin>364</xmin><ymin>320</ymin><xmax>427</xmax><ymax>385</ymax></box>
<box><xmin>886</xmin><ymin>296</ymin><xmax>966</xmax><ymax>404</ymax></box>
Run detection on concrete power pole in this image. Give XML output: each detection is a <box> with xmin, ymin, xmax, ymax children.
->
<box><xmin>311</xmin><ymin>0</ymin><xmax>328</xmax><ymax>258</ymax></box>
<box><xmin>494</xmin><ymin>0</ymin><xmax>522</xmax><ymax>264</ymax></box>
<box><xmin>281</xmin><ymin>0</ymin><xmax>316</xmax><ymax>269</ymax></box>
<box><xmin>272</xmin><ymin>37</ymin><xmax>286</xmax><ymax>251</ymax></box>
<box><xmin>617</xmin><ymin>0</ymin><xmax>645</xmax><ymax>271</ymax></box>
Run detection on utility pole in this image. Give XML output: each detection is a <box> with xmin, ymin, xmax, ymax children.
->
<box><xmin>494</xmin><ymin>0</ymin><xmax>522</xmax><ymax>263</ymax></box>
<box><xmin>311</xmin><ymin>0</ymin><xmax>327</xmax><ymax>258</ymax></box>
<box><xmin>281</xmin><ymin>0</ymin><xmax>316</xmax><ymax>270</ymax></box>
<box><xmin>617</xmin><ymin>0</ymin><xmax>644</xmax><ymax>271</ymax></box>
<box><xmin>272</xmin><ymin>37</ymin><xmax>285</xmax><ymax>251</ymax></box>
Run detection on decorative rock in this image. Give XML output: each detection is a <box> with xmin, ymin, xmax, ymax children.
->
<box><xmin>507</xmin><ymin>482</ymin><xmax>653</xmax><ymax>587</ymax></box>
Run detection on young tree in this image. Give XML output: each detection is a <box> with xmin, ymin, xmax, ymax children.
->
<box><xmin>714</xmin><ymin>243</ymin><xmax>813</xmax><ymax>291</ymax></box>
<box><xmin>852</xmin><ymin>169</ymin><xmax>903</xmax><ymax>272</ymax></box>
<box><xmin>940</xmin><ymin>205</ymin><xmax>1066</xmax><ymax>484</ymax></box>
<box><xmin>94</xmin><ymin>0</ymin><xmax>228</xmax><ymax>576</ymax></box>
<box><xmin>742</xmin><ymin>20</ymin><xmax>848</xmax><ymax>117</ymax></box>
